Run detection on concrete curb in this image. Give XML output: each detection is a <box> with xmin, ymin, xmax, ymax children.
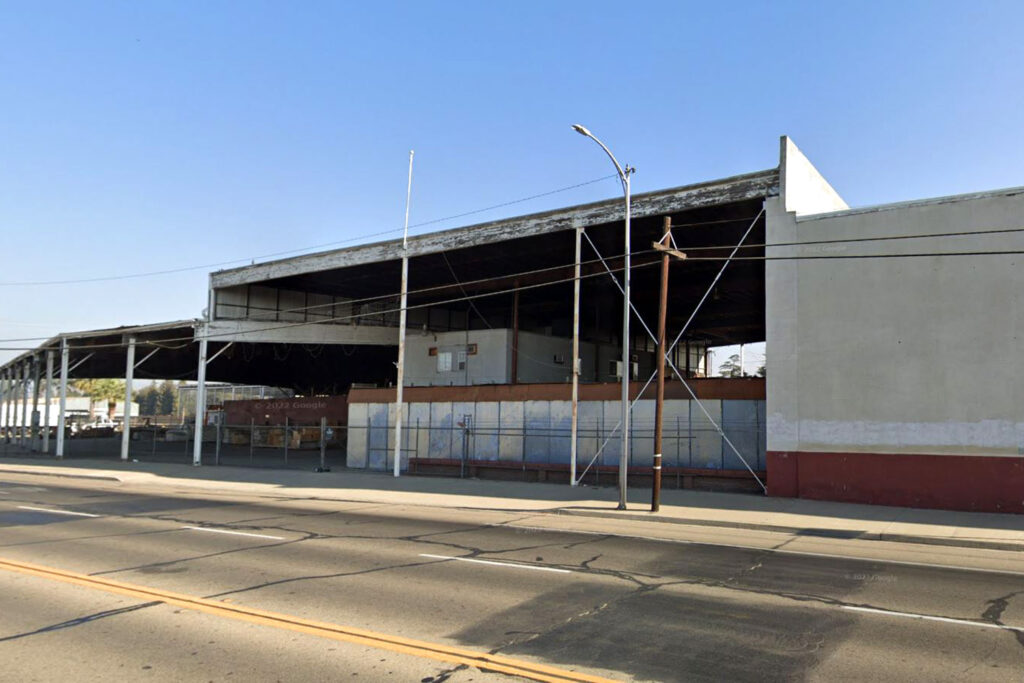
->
<box><xmin>3</xmin><ymin>462</ymin><xmax>1022</xmax><ymax>554</ymax></box>
<box><xmin>555</xmin><ymin>508</ymin><xmax>1024</xmax><ymax>553</ymax></box>
<box><xmin>0</xmin><ymin>466</ymin><xmax>122</xmax><ymax>483</ymax></box>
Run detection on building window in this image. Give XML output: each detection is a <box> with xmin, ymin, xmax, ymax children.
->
<box><xmin>437</xmin><ymin>351</ymin><xmax>452</xmax><ymax>372</ymax></box>
<box><xmin>457</xmin><ymin>350</ymin><xmax>467</xmax><ymax>371</ymax></box>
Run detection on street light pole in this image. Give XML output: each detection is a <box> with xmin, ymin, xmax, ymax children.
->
<box><xmin>571</xmin><ymin>124</ymin><xmax>634</xmax><ymax>510</ymax></box>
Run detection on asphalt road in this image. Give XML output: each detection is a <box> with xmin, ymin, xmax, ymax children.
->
<box><xmin>0</xmin><ymin>473</ymin><xmax>1022</xmax><ymax>682</ymax></box>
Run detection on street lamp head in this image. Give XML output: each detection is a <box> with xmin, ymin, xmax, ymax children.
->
<box><xmin>570</xmin><ymin>124</ymin><xmax>591</xmax><ymax>137</ymax></box>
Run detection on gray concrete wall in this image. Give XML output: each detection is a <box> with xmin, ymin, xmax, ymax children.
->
<box><xmin>404</xmin><ymin>329</ymin><xmax>511</xmax><ymax>386</ymax></box>
<box><xmin>514</xmin><ymin>331</ymin><xmax>598</xmax><ymax>383</ymax></box>
<box><xmin>766</xmin><ymin>186</ymin><xmax>1024</xmax><ymax>456</ymax></box>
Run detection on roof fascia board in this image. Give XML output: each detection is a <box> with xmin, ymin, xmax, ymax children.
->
<box><xmin>212</xmin><ymin>169</ymin><xmax>779</xmax><ymax>289</ymax></box>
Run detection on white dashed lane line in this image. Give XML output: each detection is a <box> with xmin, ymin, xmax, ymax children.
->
<box><xmin>842</xmin><ymin>605</ymin><xmax>1024</xmax><ymax>633</ymax></box>
<box><xmin>419</xmin><ymin>553</ymin><xmax>572</xmax><ymax>574</ymax></box>
<box><xmin>181</xmin><ymin>526</ymin><xmax>286</xmax><ymax>541</ymax></box>
<box><xmin>16</xmin><ymin>505</ymin><xmax>100</xmax><ymax>518</ymax></box>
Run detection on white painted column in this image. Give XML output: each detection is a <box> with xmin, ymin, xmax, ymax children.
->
<box><xmin>56</xmin><ymin>338</ymin><xmax>69</xmax><ymax>459</ymax></box>
<box><xmin>393</xmin><ymin>149</ymin><xmax>414</xmax><ymax>478</ymax></box>
<box><xmin>31</xmin><ymin>355</ymin><xmax>40</xmax><ymax>450</ymax></box>
<box><xmin>121</xmin><ymin>336</ymin><xmax>135</xmax><ymax>461</ymax></box>
<box><xmin>43</xmin><ymin>350</ymin><xmax>54</xmax><ymax>454</ymax></box>
<box><xmin>19</xmin><ymin>362</ymin><xmax>28</xmax><ymax>448</ymax></box>
<box><xmin>0</xmin><ymin>369</ymin><xmax>7</xmax><ymax>442</ymax></box>
<box><xmin>192</xmin><ymin>334</ymin><xmax>208</xmax><ymax>466</ymax></box>
<box><xmin>4</xmin><ymin>369</ymin><xmax>13</xmax><ymax>444</ymax></box>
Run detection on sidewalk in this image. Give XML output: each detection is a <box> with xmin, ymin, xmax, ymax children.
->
<box><xmin>1</xmin><ymin>455</ymin><xmax>1022</xmax><ymax>552</ymax></box>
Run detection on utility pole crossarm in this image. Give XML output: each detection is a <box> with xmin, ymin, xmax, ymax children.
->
<box><xmin>651</xmin><ymin>242</ymin><xmax>687</xmax><ymax>260</ymax></box>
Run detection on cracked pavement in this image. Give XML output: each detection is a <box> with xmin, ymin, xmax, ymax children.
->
<box><xmin>0</xmin><ymin>473</ymin><xmax>1022</xmax><ymax>681</ymax></box>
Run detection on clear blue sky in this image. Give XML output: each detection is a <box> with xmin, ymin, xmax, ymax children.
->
<box><xmin>2</xmin><ymin>1</ymin><xmax>1023</xmax><ymax>365</ymax></box>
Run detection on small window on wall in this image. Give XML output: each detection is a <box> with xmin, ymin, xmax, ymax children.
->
<box><xmin>437</xmin><ymin>351</ymin><xmax>453</xmax><ymax>372</ymax></box>
<box><xmin>457</xmin><ymin>350</ymin><xmax>467</xmax><ymax>371</ymax></box>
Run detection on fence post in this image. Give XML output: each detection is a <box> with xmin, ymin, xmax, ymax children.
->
<box><xmin>676</xmin><ymin>415</ymin><xmax>681</xmax><ymax>489</ymax></box>
<box><xmin>249</xmin><ymin>418</ymin><xmax>255</xmax><ymax>465</ymax></box>
<box><xmin>521</xmin><ymin>419</ymin><xmax>527</xmax><ymax>481</ymax></box>
<box><xmin>319</xmin><ymin>416</ymin><xmax>326</xmax><ymax>470</ymax></box>
<box><xmin>215</xmin><ymin>421</ymin><xmax>222</xmax><ymax>466</ymax></box>
<box><xmin>283</xmin><ymin>416</ymin><xmax>289</xmax><ymax>466</ymax></box>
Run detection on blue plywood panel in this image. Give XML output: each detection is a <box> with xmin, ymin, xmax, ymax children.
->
<box><xmin>576</xmin><ymin>401</ymin><xmax>604</xmax><ymax>471</ymax></box>
<box><xmin>722</xmin><ymin>400</ymin><xmax>760</xmax><ymax>472</ymax></box>
<box><xmin>407</xmin><ymin>402</ymin><xmax>431</xmax><ymax>461</ymax></box>
<box><xmin>498</xmin><ymin>401</ymin><xmax>524</xmax><ymax>462</ymax></box>
<box><xmin>662</xmin><ymin>400</ymin><xmax>689</xmax><ymax>468</ymax></box>
<box><xmin>367</xmin><ymin>403</ymin><xmax>389</xmax><ymax>470</ymax></box>
<box><xmin>630</xmin><ymin>400</ymin><xmax>655</xmax><ymax>468</ymax></box>
<box><xmin>690</xmin><ymin>399</ymin><xmax>723</xmax><ymax>470</ymax></box>
<box><xmin>549</xmin><ymin>401</ymin><xmax>571</xmax><ymax>465</ymax></box>
<box><xmin>472</xmin><ymin>402</ymin><xmax>500</xmax><ymax>461</ymax></box>
<box><xmin>523</xmin><ymin>401</ymin><xmax>551</xmax><ymax>463</ymax></box>
<box><xmin>428</xmin><ymin>402</ymin><xmax>454</xmax><ymax>459</ymax></box>
<box><xmin>601</xmin><ymin>401</ymin><xmax>622</xmax><ymax>467</ymax></box>
<box><xmin>346</xmin><ymin>403</ymin><xmax>368</xmax><ymax>468</ymax></box>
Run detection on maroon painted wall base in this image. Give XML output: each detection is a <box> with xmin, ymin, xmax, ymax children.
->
<box><xmin>767</xmin><ymin>450</ymin><xmax>1024</xmax><ymax>514</ymax></box>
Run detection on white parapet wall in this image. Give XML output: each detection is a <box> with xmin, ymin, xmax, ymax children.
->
<box><xmin>766</xmin><ymin>141</ymin><xmax>1024</xmax><ymax>511</ymax></box>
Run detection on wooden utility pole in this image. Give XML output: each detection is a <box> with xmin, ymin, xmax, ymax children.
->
<box><xmin>651</xmin><ymin>216</ymin><xmax>685</xmax><ymax>512</ymax></box>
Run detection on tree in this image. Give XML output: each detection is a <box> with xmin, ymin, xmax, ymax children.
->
<box><xmin>71</xmin><ymin>379</ymin><xmax>125</xmax><ymax>419</ymax></box>
<box><xmin>718</xmin><ymin>354</ymin><xmax>742</xmax><ymax>378</ymax></box>
<box><xmin>136</xmin><ymin>385</ymin><xmax>160</xmax><ymax>416</ymax></box>
<box><xmin>157</xmin><ymin>380</ymin><xmax>179</xmax><ymax>416</ymax></box>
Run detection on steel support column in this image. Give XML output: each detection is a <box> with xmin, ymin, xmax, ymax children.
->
<box><xmin>43</xmin><ymin>350</ymin><xmax>54</xmax><ymax>454</ymax></box>
<box><xmin>192</xmin><ymin>334</ymin><xmax>208</xmax><ymax>467</ymax></box>
<box><xmin>31</xmin><ymin>356</ymin><xmax>41</xmax><ymax>450</ymax></box>
<box><xmin>121</xmin><ymin>336</ymin><xmax>136</xmax><ymax>461</ymax></box>
<box><xmin>56</xmin><ymin>339</ymin><xmax>69</xmax><ymax>459</ymax></box>
<box><xmin>1</xmin><ymin>369</ymin><xmax>8</xmax><ymax>444</ymax></box>
<box><xmin>19</xmin><ymin>362</ymin><xmax>28</xmax><ymax>448</ymax></box>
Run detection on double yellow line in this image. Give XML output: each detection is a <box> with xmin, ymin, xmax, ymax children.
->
<box><xmin>0</xmin><ymin>556</ymin><xmax>616</xmax><ymax>683</ymax></box>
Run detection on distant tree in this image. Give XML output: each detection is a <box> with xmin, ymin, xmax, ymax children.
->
<box><xmin>71</xmin><ymin>379</ymin><xmax>125</xmax><ymax>418</ymax></box>
<box><xmin>718</xmin><ymin>354</ymin><xmax>742</xmax><ymax>378</ymax></box>
<box><xmin>756</xmin><ymin>364</ymin><xmax>766</xmax><ymax>377</ymax></box>
<box><xmin>136</xmin><ymin>385</ymin><xmax>159</xmax><ymax>416</ymax></box>
<box><xmin>157</xmin><ymin>380</ymin><xmax>178</xmax><ymax>416</ymax></box>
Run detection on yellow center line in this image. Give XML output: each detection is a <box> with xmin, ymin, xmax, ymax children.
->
<box><xmin>0</xmin><ymin>556</ymin><xmax>617</xmax><ymax>683</ymax></box>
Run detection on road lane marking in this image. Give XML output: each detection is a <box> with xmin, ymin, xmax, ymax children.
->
<box><xmin>182</xmin><ymin>526</ymin><xmax>286</xmax><ymax>541</ymax></box>
<box><xmin>16</xmin><ymin>506</ymin><xmax>100</xmax><ymax>518</ymax></box>
<box><xmin>0</xmin><ymin>556</ymin><xmax>613</xmax><ymax>683</ymax></box>
<box><xmin>419</xmin><ymin>553</ymin><xmax>572</xmax><ymax>574</ymax></box>
<box><xmin>504</xmin><ymin>524</ymin><xmax>1024</xmax><ymax>577</ymax></box>
<box><xmin>842</xmin><ymin>605</ymin><xmax>1024</xmax><ymax>633</ymax></box>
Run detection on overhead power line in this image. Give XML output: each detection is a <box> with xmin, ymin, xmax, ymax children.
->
<box><xmin>0</xmin><ymin>173</ymin><xmax>619</xmax><ymax>287</ymax></box>
<box><xmin>3</xmin><ymin>221</ymin><xmax>1024</xmax><ymax>353</ymax></box>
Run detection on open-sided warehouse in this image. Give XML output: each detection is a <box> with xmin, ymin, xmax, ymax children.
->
<box><xmin>3</xmin><ymin>136</ymin><xmax>1022</xmax><ymax>512</ymax></box>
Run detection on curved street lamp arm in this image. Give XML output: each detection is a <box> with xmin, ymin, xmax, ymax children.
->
<box><xmin>570</xmin><ymin>125</ymin><xmax>631</xmax><ymax>192</ymax></box>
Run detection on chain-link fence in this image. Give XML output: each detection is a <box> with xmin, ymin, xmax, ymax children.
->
<box><xmin>0</xmin><ymin>420</ymin><xmax>348</xmax><ymax>470</ymax></box>
<box><xmin>347</xmin><ymin>405</ymin><xmax>766</xmax><ymax>480</ymax></box>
